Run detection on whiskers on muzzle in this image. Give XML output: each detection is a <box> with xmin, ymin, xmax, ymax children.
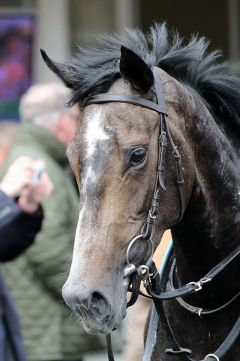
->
<box><xmin>62</xmin><ymin>282</ymin><xmax>112</xmax><ymax>320</ymax></box>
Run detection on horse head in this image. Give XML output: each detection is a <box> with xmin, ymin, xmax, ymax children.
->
<box><xmin>41</xmin><ymin>24</ymin><xmax>240</xmax><ymax>337</ymax></box>
<box><xmin>41</xmin><ymin>37</ymin><xmax>196</xmax><ymax>333</ymax></box>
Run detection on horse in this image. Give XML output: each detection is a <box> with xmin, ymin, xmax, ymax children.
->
<box><xmin>41</xmin><ymin>24</ymin><xmax>240</xmax><ymax>360</ymax></box>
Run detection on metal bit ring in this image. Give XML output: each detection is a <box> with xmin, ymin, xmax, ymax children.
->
<box><xmin>204</xmin><ymin>354</ymin><xmax>219</xmax><ymax>361</ymax></box>
<box><xmin>126</xmin><ymin>234</ymin><xmax>154</xmax><ymax>266</ymax></box>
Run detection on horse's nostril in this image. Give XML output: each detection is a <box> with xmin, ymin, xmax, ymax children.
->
<box><xmin>62</xmin><ymin>283</ymin><xmax>111</xmax><ymax>318</ymax></box>
<box><xmin>90</xmin><ymin>291</ymin><xmax>110</xmax><ymax>317</ymax></box>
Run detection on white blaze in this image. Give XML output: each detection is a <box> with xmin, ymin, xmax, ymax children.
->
<box><xmin>81</xmin><ymin>107</ymin><xmax>109</xmax><ymax>193</ymax></box>
<box><xmin>85</xmin><ymin>107</ymin><xmax>109</xmax><ymax>158</ymax></box>
<box><xmin>69</xmin><ymin>107</ymin><xmax>110</xmax><ymax>279</ymax></box>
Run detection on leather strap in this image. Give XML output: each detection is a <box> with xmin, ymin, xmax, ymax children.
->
<box><xmin>148</xmin><ymin>242</ymin><xmax>240</xmax><ymax>301</ymax></box>
<box><xmin>177</xmin><ymin>290</ymin><xmax>240</xmax><ymax>317</ymax></box>
<box><xmin>165</xmin><ymin>120</ymin><xmax>185</xmax><ymax>221</ymax></box>
<box><xmin>150</xmin><ymin>282</ymin><xmax>197</xmax><ymax>300</ymax></box>
<box><xmin>143</xmin><ymin>305</ymin><xmax>159</xmax><ymax>361</ymax></box>
<box><xmin>151</xmin><ymin>251</ymin><xmax>192</xmax><ymax>361</ymax></box>
<box><xmin>169</xmin><ymin>259</ymin><xmax>240</xmax><ymax>317</ymax></box>
<box><xmin>204</xmin><ymin>243</ymin><xmax>240</xmax><ymax>280</ymax></box>
<box><xmin>86</xmin><ymin>94</ymin><xmax>168</xmax><ymax>115</ymax></box>
<box><xmin>212</xmin><ymin>316</ymin><xmax>240</xmax><ymax>360</ymax></box>
<box><xmin>106</xmin><ymin>334</ymin><xmax>115</xmax><ymax>361</ymax></box>
<box><xmin>150</xmin><ymin>251</ymin><xmax>240</xmax><ymax>361</ymax></box>
<box><xmin>127</xmin><ymin>268</ymin><xmax>143</xmax><ymax>307</ymax></box>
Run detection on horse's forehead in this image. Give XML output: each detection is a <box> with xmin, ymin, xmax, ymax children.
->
<box><xmin>84</xmin><ymin>106</ymin><xmax>110</xmax><ymax>158</ymax></box>
<box><xmin>77</xmin><ymin>103</ymin><xmax>156</xmax><ymax>188</ymax></box>
<box><xmin>83</xmin><ymin>106</ymin><xmax>111</xmax><ymax>179</ymax></box>
<box><xmin>80</xmin><ymin>75</ymin><xmax>167</xmax><ymax>143</ymax></box>
<box><xmin>71</xmin><ymin>107</ymin><xmax>108</xmax><ymax>200</ymax></box>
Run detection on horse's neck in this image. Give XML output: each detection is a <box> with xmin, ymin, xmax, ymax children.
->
<box><xmin>172</xmin><ymin>105</ymin><xmax>240</xmax><ymax>288</ymax></box>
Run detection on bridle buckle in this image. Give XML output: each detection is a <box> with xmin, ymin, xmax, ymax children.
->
<box><xmin>189</xmin><ymin>277</ymin><xmax>211</xmax><ymax>292</ymax></box>
<box><xmin>139</xmin><ymin>264</ymin><xmax>152</xmax><ymax>287</ymax></box>
<box><xmin>139</xmin><ymin>265</ymin><xmax>150</xmax><ymax>278</ymax></box>
<box><xmin>188</xmin><ymin>281</ymin><xmax>203</xmax><ymax>292</ymax></box>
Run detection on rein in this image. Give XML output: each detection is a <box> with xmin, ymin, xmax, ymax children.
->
<box><xmin>84</xmin><ymin>70</ymin><xmax>240</xmax><ymax>361</ymax></box>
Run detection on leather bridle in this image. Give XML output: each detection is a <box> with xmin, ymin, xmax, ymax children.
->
<box><xmin>86</xmin><ymin>69</ymin><xmax>185</xmax><ymax>275</ymax></box>
<box><xmin>84</xmin><ymin>69</ymin><xmax>240</xmax><ymax>361</ymax></box>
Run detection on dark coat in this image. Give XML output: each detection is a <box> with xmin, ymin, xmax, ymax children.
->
<box><xmin>0</xmin><ymin>190</ymin><xmax>43</xmax><ymax>361</ymax></box>
<box><xmin>0</xmin><ymin>191</ymin><xmax>43</xmax><ymax>262</ymax></box>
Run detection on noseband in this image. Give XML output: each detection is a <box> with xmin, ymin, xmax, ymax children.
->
<box><xmin>86</xmin><ymin>69</ymin><xmax>185</xmax><ymax>272</ymax></box>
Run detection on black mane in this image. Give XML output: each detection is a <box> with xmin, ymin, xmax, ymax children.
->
<box><xmin>69</xmin><ymin>23</ymin><xmax>240</xmax><ymax>135</ymax></box>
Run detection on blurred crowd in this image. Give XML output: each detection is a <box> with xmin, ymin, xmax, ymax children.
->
<box><xmin>0</xmin><ymin>83</ymin><xmax>113</xmax><ymax>361</ymax></box>
<box><xmin>0</xmin><ymin>80</ymin><xmax>171</xmax><ymax>361</ymax></box>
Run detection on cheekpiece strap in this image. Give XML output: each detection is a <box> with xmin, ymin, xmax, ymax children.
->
<box><xmin>153</xmin><ymin>69</ymin><xmax>167</xmax><ymax>111</ymax></box>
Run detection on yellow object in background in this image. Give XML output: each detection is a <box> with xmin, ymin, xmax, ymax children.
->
<box><xmin>140</xmin><ymin>230</ymin><xmax>172</xmax><ymax>293</ymax></box>
<box><xmin>153</xmin><ymin>230</ymin><xmax>172</xmax><ymax>268</ymax></box>
<box><xmin>124</xmin><ymin>230</ymin><xmax>172</xmax><ymax>361</ymax></box>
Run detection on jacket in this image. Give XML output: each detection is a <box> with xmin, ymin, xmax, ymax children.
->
<box><xmin>0</xmin><ymin>190</ymin><xmax>43</xmax><ymax>361</ymax></box>
<box><xmin>1</xmin><ymin>123</ymin><xmax>107</xmax><ymax>361</ymax></box>
<box><xmin>0</xmin><ymin>191</ymin><xmax>43</xmax><ymax>262</ymax></box>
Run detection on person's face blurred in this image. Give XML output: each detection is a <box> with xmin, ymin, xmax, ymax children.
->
<box><xmin>56</xmin><ymin>105</ymin><xmax>79</xmax><ymax>145</ymax></box>
<box><xmin>0</xmin><ymin>145</ymin><xmax>10</xmax><ymax>167</ymax></box>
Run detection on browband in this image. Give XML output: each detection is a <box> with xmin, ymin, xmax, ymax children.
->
<box><xmin>85</xmin><ymin>93</ymin><xmax>168</xmax><ymax>116</ymax></box>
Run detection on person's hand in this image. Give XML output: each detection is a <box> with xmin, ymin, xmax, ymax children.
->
<box><xmin>18</xmin><ymin>161</ymin><xmax>53</xmax><ymax>213</ymax></box>
<box><xmin>0</xmin><ymin>157</ymin><xmax>34</xmax><ymax>198</ymax></box>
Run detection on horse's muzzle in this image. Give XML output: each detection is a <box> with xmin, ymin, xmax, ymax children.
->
<box><xmin>62</xmin><ymin>282</ymin><xmax>112</xmax><ymax>319</ymax></box>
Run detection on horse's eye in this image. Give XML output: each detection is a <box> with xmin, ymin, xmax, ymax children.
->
<box><xmin>130</xmin><ymin>148</ymin><xmax>147</xmax><ymax>167</ymax></box>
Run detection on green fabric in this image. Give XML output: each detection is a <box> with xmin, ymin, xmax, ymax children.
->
<box><xmin>0</xmin><ymin>123</ymin><xmax>111</xmax><ymax>360</ymax></box>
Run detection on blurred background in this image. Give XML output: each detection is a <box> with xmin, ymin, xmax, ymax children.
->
<box><xmin>0</xmin><ymin>1</ymin><xmax>239</xmax><ymax>361</ymax></box>
<box><xmin>0</xmin><ymin>0</ymin><xmax>240</xmax><ymax>121</ymax></box>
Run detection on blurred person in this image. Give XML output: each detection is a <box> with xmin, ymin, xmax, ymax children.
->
<box><xmin>0</xmin><ymin>157</ymin><xmax>52</xmax><ymax>258</ymax></box>
<box><xmin>0</xmin><ymin>83</ymin><xmax>107</xmax><ymax>361</ymax></box>
<box><xmin>0</xmin><ymin>156</ymin><xmax>52</xmax><ymax>361</ymax></box>
<box><xmin>0</xmin><ymin>121</ymin><xmax>19</xmax><ymax>167</ymax></box>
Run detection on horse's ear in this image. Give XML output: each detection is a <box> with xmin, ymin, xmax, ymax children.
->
<box><xmin>40</xmin><ymin>49</ymin><xmax>78</xmax><ymax>89</ymax></box>
<box><xmin>120</xmin><ymin>46</ymin><xmax>154</xmax><ymax>93</ymax></box>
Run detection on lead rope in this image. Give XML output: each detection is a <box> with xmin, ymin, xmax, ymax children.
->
<box><xmin>105</xmin><ymin>268</ymin><xmax>143</xmax><ymax>361</ymax></box>
<box><xmin>106</xmin><ymin>334</ymin><xmax>115</xmax><ymax>361</ymax></box>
